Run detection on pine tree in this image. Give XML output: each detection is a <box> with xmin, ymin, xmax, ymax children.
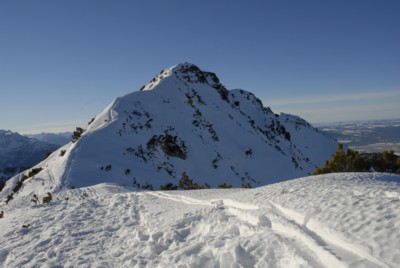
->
<box><xmin>160</xmin><ymin>183</ymin><xmax>178</xmax><ymax>190</ymax></box>
<box><xmin>313</xmin><ymin>144</ymin><xmax>369</xmax><ymax>174</ymax></box>
<box><xmin>178</xmin><ymin>172</ymin><xmax>203</xmax><ymax>190</ymax></box>
<box><xmin>218</xmin><ymin>183</ymin><xmax>232</xmax><ymax>189</ymax></box>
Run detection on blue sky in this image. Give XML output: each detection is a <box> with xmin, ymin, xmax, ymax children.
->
<box><xmin>0</xmin><ymin>0</ymin><xmax>399</xmax><ymax>134</ymax></box>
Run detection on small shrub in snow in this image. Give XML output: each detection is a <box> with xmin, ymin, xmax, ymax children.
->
<box><xmin>132</xmin><ymin>177</ymin><xmax>140</xmax><ymax>188</ymax></box>
<box><xmin>212</xmin><ymin>158</ymin><xmax>219</xmax><ymax>169</ymax></box>
<box><xmin>0</xmin><ymin>180</ymin><xmax>5</xmax><ymax>192</ymax></box>
<box><xmin>178</xmin><ymin>172</ymin><xmax>203</xmax><ymax>190</ymax></box>
<box><xmin>72</xmin><ymin>127</ymin><xmax>84</xmax><ymax>143</ymax></box>
<box><xmin>88</xmin><ymin>117</ymin><xmax>95</xmax><ymax>125</ymax></box>
<box><xmin>241</xmin><ymin>182</ymin><xmax>252</xmax><ymax>189</ymax></box>
<box><xmin>5</xmin><ymin>194</ymin><xmax>13</xmax><ymax>204</ymax></box>
<box><xmin>185</xmin><ymin>94</ymin><xmax>194</xmax><ymax>106</ymax></box>
<box><xmin>21</xmin><ymin>175</ymin><xmax>29</xmax><ymax>182</ymax></box>
<box><xmin>42</xmin><ymin>192</ymin><xmax>52</xmax><ymax>204</ymax></box>
<box><xmin>218</xmin><ymin>183</ymin><xmax>232</xmax><ymax>189</ymax></box>
<box><xmin>245</xmin><ymin>149</ymin><xmax>253</xmax><ymax>158</ymax></box>
<box><xmin>28</xmin><ymin>168</ymin><xmax>43</xmax><ymax>178</ymax></box>
<box><xmin>31</xmin><ymin>194</ymin><xmax>39</xmax><ymax>204</ymax></box>
<box><xmin>160</xmin><ymin>183</ymin><xmax>178</xmax><ymax>190</ymax></box>
<box><xmin>2</xmin><ymin>168</ymin><xmax>42</xmax><ymax>204</ymax></box>
<box><xmin>141</xmin><ymin>182</ymin><xmax>154</xmax><ymax>190</ymax></box>
<box><xmin>12</xmin><ymin>181</ymin><xmax>23</xmax><ymax>193</ymax></box>
<box><xmin>45</xmin><ymin>151</ymin><xmax>53</xmax><ymax>159</ymax></box>
<box><xmin>284</xmin><ymin>132</ymin><xmax>291</xmax><ymax>141</ymax></box>
<box><xmin>131</xmin><ymin>177</ymin><xmax>154</xmax><ymax>190</ymax></box>
<box><xmin>248</xmin><ymin>119</ymin><xmax>255</xmax><ymax>127</ymax></box>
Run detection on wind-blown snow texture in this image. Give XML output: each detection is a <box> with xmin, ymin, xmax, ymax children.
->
<box><xmin>0</xmin><ymin>63</ymin><xmax>337</xmax><ymax>197</ymax></box>
<box><xmin>0</xmin><ymin>173</ymin><xmax>399</xmax><ymax>267</ymax></box>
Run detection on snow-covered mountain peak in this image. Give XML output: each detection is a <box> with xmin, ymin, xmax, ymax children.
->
<box><xmin>0</xmin><ymin>130</ymin><xmax>34</xmax><ymax>150</ymax></box>
<box><xmin>1</xmin><ymin>129</ymin><xmax>19</xmax><ymax>137</ymax></box>
<box><xmin>0</xmin><ymin>130</ymin><xmax>13</xmax><ymax>136</ymax></box>
<box><xmin>172</xmin><ymin>62</ymin><xmax>221</xmax><ymax>86</ymax></box>
<box><xmin>142</xmin><ymin>62</ymin><xmax>222</xmax><ymax>92</ymax></box>
<box><xmin>1</xmin><ymin>63</ymin><xmax>338</xmax><ymax>202</ymax></box>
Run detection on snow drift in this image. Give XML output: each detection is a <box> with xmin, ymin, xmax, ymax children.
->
<box><xmin>0</xmin><ymin>173</ymin><xmax>399</xmax><ymax>267</ymax></box>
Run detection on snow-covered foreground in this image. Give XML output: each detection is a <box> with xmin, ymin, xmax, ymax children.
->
<box><xmin>1</xmin><ymin>173</ymin><xmax>399</xmax><ymax>267</ymax></box>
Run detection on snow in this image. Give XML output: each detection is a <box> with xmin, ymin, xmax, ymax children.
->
<box><xmin>0</xmin><ymin>63</ymin><xmax>337</xmax><ymax>197</ymax></box>
<box><xmin>1</xmin><ymin>173</ymin><xmax>399</xmax><ymax>267</ymax></box>
<box><xmin>0</xmin><ymin>63</ymin><xmax>371</xmax><ymax>266</ymax></box>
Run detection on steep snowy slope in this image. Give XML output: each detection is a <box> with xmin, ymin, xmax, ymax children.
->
<box><xmin>0</xmin><ymin>130</ymin><xmax>59</xmax><ymax>182</ymax></box>
<box><xmin>1</xmin><ymin>63</ymin><xmax>337</xmax><ymax>200</ymax></box>
<box><xmin>0</xmin><ymin>173</ymin><xmax>398</xmax><ymax>267</ymax></box>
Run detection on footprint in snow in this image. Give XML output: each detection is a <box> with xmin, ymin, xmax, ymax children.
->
<box><xmin>258</xmin><ymin>215</ymin><xmax>272</xmax><ymax>228</ymax></box>
<box><xmin>211</xmin><ymin>200</ymin><xmax>224</xmax><ymax>209</ymax></box>
<box><xmin>0</xmin><ymin>249</ymin><xmax>9</xmax><ymax>264</ymax></box>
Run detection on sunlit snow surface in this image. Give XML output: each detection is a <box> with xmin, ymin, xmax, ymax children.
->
<box><xmin>0</xmin><ymin>173</ymin><xmax>399</xmax><ymax>267</ymax></box>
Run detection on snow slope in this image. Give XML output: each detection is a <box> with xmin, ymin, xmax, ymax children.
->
<box><xmin>0</xmin><ymin>173</ymin><xmax>399</xmax><ymax>267</ymax></box>
<box><xmin>0</xmin><ymin>63</ymin><xmax>337</xmax><ymax>199</ymax></box>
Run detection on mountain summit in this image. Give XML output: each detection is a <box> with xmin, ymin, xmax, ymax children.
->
<box><xmin>2</xmin><ymin>63</ymin><xmax>337</xmax><ymax>198</ymax></box>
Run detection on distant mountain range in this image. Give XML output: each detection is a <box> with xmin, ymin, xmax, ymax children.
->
<box><xmin>26</xmin><ymin>132</ymin><xmax>71</xmax><ymax>147</ymax></box>
<box><xmin>0</xmin><ymin>130</ymin><xmax>62</xmax><ymax>182</ymax></box>
<box><xmin>1</xmin><ymin>63</ymin><xmax>337</xmax><ymax>201</ymax></box>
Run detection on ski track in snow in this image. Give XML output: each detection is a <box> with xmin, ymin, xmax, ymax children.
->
<box><xmin>0</xmin><ymin>173</ymin><xmax>399</xmax><ymax>267</ymax></box>
<box><xmin>144</xmin><ymin>191</ymin><xmax>388</xmax><ymax>268</ymax></box>
<box><xmin>269</xmin><ymin>202</ymin><xmax>390</xmax><ymax>268</ymax></box>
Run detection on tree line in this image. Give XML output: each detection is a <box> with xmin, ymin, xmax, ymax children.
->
<box><xmin>314</xmin><ymin>144</ymin><xmax>400</xmax><ymax>175</ymax></box>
